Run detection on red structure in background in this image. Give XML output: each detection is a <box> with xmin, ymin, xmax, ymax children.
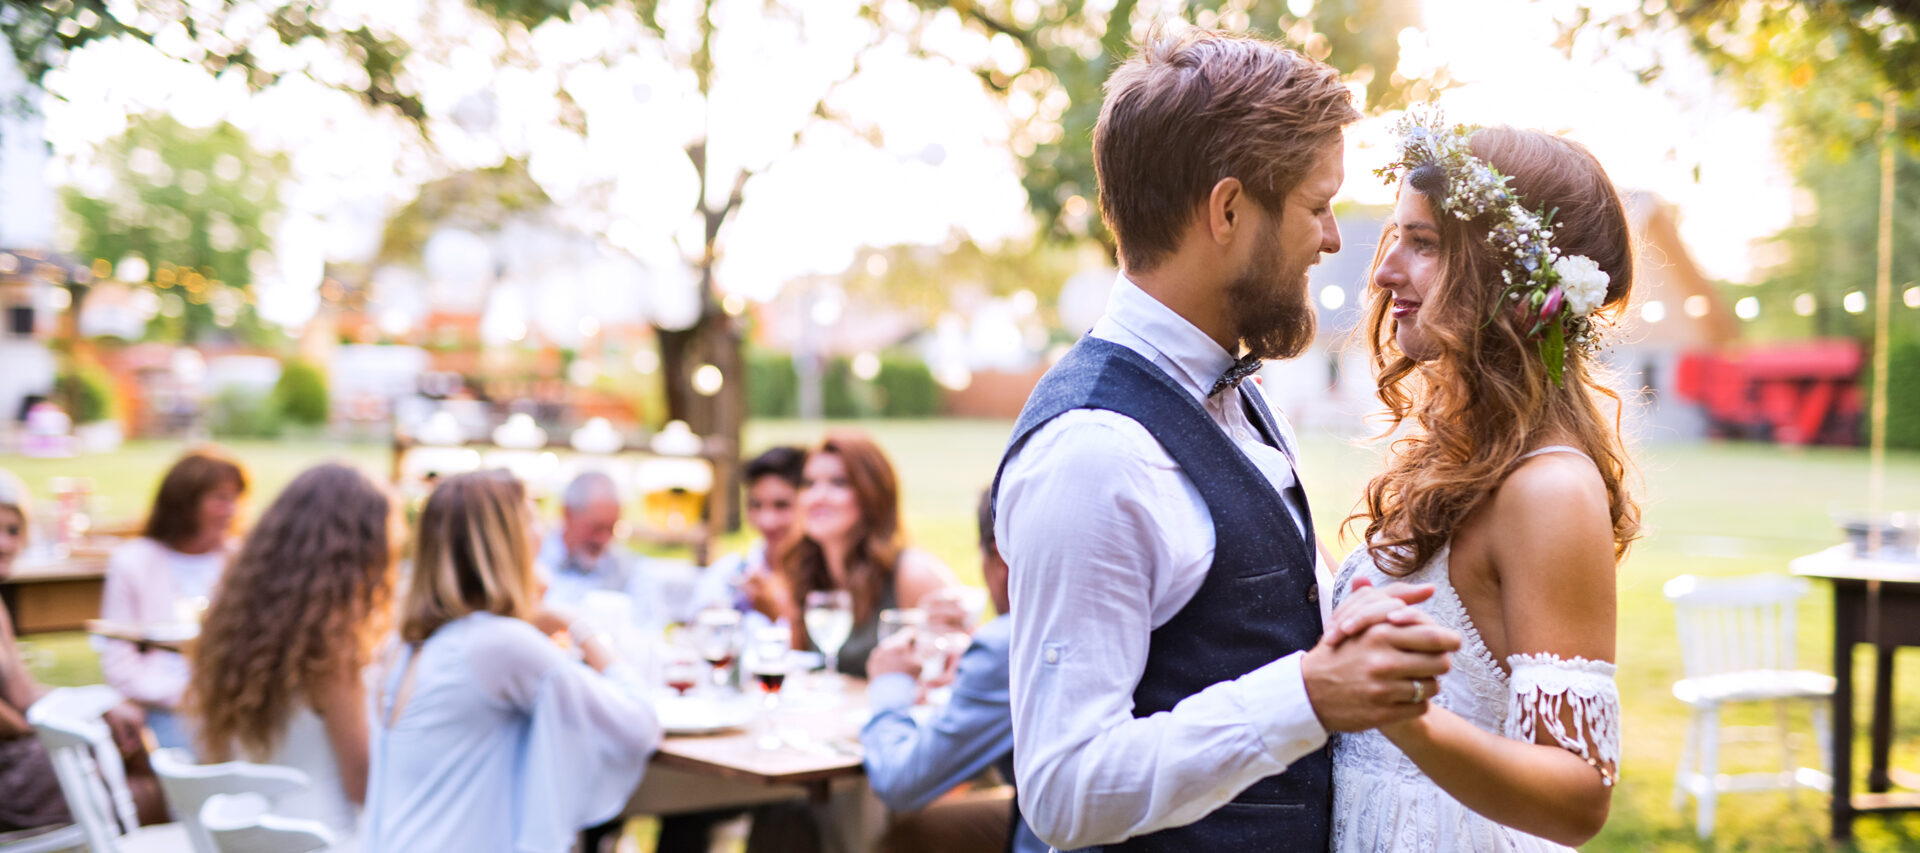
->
<box><xmin>1675</xmin><ymin>339</ymin><xmax>1865</xmax><ymax>446</ymax></box>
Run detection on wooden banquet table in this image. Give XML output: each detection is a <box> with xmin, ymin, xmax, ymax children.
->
<box><xmin>1791</xmin><ymin>545</ymin><xmax>1920</xmax><ymax>840</ymax></box>
<box><xmin>624</xmin><ymin>676</ymin><xmax>883</xmax><ymax>853</ymax></box>
<box><xmin>0</xmin><ymin>551</ymin><xmax>108</xmax><ymax>634</ymax></box>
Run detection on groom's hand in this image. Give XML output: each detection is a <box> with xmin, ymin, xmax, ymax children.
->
<box><xmin>1300</xmin><ymin>607</ymin><xmax>1460</xmax><ymax>733</ymax></box>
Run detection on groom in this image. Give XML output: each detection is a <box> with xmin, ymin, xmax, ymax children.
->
<box><xmin>993</xmin><ymin>28</ymin><xmax>1461</xmax><ymax>852</ymax></box>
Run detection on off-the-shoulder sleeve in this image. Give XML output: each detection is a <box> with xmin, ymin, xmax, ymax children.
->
<box><xmin>1504</xmin><ymin>652</ymin><xmax>1620</xmax><ymax>786</ymax></box>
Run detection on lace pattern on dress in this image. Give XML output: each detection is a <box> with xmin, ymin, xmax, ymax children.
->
<box><xmin>1504</xmin><ymin>652</ymin><xmax>1621</xmax><ymax>786</ymax></box>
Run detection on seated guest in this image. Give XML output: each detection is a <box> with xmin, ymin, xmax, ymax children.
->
<box><xmin>860</xmin><ymin>490</ymin><xmax>1043</xmax><ymax>853</ymax></box>
<box><xmin>769</xmin><ymin>431</ymin><xmax>957</xmax><ymax>677</ymax></box>
<box><xmin>0</xmin><ymin>469</ymin><xmax>166</xmax><ymax>831</ymax></box>
<box><xmin>537</xmin><ymin>471</ymin><xmax>663</xmax><ymax>632</ymax></box>
<box><xmin>188</xmin><ymin>462</ymin><xmax>400</xmax><ymax>849</ymax></box>
<box><xmin>101</xmin><ymin>447</ymin><xmax>247</xmax><ymax>749</ymax></box>
<box><xmin>364</xmin><ymin>471</ymin><xmax>661</xmax><ymax>852</ymax></box>
<box><xmin>694</xmin><ymin>445</ymin><xmax>805</xmax><ymax>628</ymax></box>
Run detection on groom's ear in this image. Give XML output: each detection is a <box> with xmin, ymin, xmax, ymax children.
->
<box><xmin>1207</xmin><ymin>177</ymin><xmax>1246</xmax><ymax>246</ymax></box>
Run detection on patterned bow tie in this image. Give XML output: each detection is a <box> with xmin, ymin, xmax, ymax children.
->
<box><xmin>1209</xmin><ymin>353</ymin><xmax>1264</xmax><ymax>397</ymax></box>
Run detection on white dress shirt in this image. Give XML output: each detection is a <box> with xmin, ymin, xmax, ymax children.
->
<box><xmin>996</xmin><ymin>275</ymin><xmax>1336</xmax><ymax>850</ymax></box>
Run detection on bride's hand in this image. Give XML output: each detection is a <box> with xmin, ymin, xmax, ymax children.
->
<box><xmin>1322</xmin><ymin>578</ymin><xmax>1436</xmax><ymax>646</ymax></box>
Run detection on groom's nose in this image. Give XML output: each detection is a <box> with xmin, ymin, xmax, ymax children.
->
<box><xmin>1320</xmin><ymin>211</ymin><xmax>1342</xmax><ymax>255</ymax></box>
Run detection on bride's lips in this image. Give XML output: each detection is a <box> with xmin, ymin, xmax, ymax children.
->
<box><xmin>1392</xmin><ymin>299</ymin><xmax>1421</xmax><ymax>320</ymax></box>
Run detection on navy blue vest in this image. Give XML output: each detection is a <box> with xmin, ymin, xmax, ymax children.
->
<box><xmin>993</xmin><ymin>336</ymin><xmax>1332</xmax><ymax>853</ymax></box>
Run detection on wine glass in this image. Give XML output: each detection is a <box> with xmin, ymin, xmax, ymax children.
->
<box><xmin>663</xmin><ymin>648</ymin><xmax>701</xmax><ymax>697</ymax></box>
<box><xmin>749</xmin><ymin>627</ymin><xmax>791</xmax><ymax>751</ymax></box>
<box><xmin>693</xmin><ymin>608</ymin><xmax>741</xmax><ymax>691</ymax></box>
<box><xmin>920</xmin><ymin>629</ymin><xmax>973</xmax><ymax>706</ymax></box>
<box><xmin>804</xmin><ymin>590</ymin><xmax>853</xmax><ymax>684</ymax></box>
<box><xmin>877</xmin><ymin>608</ymin><xmax>926</xmax><ymax>647</ymax></box>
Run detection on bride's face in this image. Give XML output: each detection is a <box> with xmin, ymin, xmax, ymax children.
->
<box><xmin>1372</xmin><ymin>187</ymin><xmax>1444</xmax><ymax>360</ymax></box>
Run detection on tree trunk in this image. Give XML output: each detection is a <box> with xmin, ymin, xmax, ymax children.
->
<box><xmin>655</xmin><ymin>308</ymin><xmax>745</xmax><ymax>531</ymax></box>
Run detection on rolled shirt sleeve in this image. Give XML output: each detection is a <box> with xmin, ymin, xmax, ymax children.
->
<box><xmin>998</xmin><ymin>412</ymin><xmax>1328</xmax><ymax>850</ymax></box>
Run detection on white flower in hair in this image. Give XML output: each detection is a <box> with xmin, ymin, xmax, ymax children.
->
<box><xmin>1378</xmin><ymin>107</ymin><xmax>1614</xmax><ymax>386</ymax></box>
<box><xmin>1554</xmin><ymin>255</ymin><xmax>1610</xmax><ymax>317</ymax></box>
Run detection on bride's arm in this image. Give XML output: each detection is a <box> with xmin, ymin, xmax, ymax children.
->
<box><xmin>1378</xmin><ymin>456</ymin><xmax>1618</xmax><ymax>847</ymax></box>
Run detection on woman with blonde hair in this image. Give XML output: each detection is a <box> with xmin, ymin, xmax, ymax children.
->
<box><xmin>188</xmin><ymin>462</ymin><xmax>400</xmax><ymax>848</ymax></box>
<box><xmin>1324</xmin><ymin>114</ymin><xmax>1641</xmax><ymax>850</ymax></box>
<box><xmin>363</xmin><ymin>471</ymin><xmax>660</xmax><ymax>853</ymax></box>
<box><xmin>101</xmin><ymin>447</ymin><xmax>248</xmax><ymax>749</ymax></box>
<box><xmin>765</xmin><ymin>431</ymin><xmax>956</xmax><ymax>678</ymax></box>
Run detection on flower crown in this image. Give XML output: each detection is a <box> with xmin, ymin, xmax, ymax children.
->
<box><xmin>1374</xmin><ymin>109</ymin><xmax>1609</xmax><ymax>386</ymax></box>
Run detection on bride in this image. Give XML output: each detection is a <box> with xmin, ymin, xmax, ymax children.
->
<box><xmin>1324</xmin><ymin>113</ymin><xmax>1641</xmax><ymax>850</ymax></box>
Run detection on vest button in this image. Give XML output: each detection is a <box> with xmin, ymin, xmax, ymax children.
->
<box><xmin>1306</xmin><ymin>584</ymin><xmax>1319</xmax><ymax>605</ymax></box>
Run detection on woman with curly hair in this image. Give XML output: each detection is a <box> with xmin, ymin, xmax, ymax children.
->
<box><xmin>101</xmin><ymin>446</ymin><xmax>247</xmax><ymax>749</ymax></box>
<box><xmin>187</xmin><ymin>462</ymin><xmax>400</xmax><ymax>847</ymax></box>
<box><xmin>1323</xmin><ymin>117</ymin><xmax>1642</xmax><ymax>850</ymax></box>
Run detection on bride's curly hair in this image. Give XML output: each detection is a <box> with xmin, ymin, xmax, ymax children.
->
<box><xmin>1350</xmin><ymin>127</ymin><xmax>1642</xmax><ymax>575</ymax></box>
<box><xmin>188</xmin><ymin>462</ymin><xmax>398</xmax><ymax>759</ymax></box>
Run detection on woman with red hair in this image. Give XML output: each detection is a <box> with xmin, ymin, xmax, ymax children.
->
<box><xmin>764</xmin><ymin>431</ymin><xmax>957</xmax><ymax>678</ymax></box>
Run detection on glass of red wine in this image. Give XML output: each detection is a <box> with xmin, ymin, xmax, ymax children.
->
<box><xmin>750</xmin><ymin>627</ymin><xmax>791</xmax><ymax>751</ymax></box>
<box><xmin>663</xmin><ymin>649</ymin><xmax>701</xmax><ymax>697</ymax></box>
<box><xmin>694</xmin><ymin>608</ymin><xmax>741</xmax><ymax>692</ymax></box>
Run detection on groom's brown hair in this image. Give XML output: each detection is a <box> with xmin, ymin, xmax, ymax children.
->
<box><xmin>1094</xmin><ymin>27</ymin><xmax>1359</xmax><ymax>273</ymax></box>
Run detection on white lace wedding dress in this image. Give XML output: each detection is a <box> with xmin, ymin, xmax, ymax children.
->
<box><xmin>1329</xmin><ymin>448</ymin><xmax>1621</xmax><ymax>852</ymax></box>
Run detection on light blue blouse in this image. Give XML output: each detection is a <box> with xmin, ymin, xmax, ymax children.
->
<box><xmin>364</xmin><ymin>613</ymin><xmax>661</xmax><ymax>852</ymax></box>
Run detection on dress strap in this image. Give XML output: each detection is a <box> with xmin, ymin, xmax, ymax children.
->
<box><xmin>1518</xmin><ymin>444</ymin><xmax>1592</xmax><ymax>464</ymax></box>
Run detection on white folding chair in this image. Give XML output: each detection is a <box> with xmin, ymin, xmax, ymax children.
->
<box><xmin>1665</xmin><ymin>574</ymin><xmax>1836</xmax><ymax>839</ymax></box>
<box><xmin>25</xmin><ymin>686</ymin><xmax>191</xmax><ymax>853</ymax></box>
<box><xmin>149</xmin><ymin>748</ymin><xmax>311</xmax><ymax>853</ymax></box>
<box><xmin>0</xmin><ymin>823</ymin><xmax>86</xmax><ymax>853</ymax></box>
<box><xmin>198</xmin><ymin>795</ymin><xmax>333</xmax><ymax>853</ymax></box>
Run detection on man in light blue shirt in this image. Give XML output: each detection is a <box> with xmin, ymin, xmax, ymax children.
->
<box><xmin>860</xmin><ymin>491</ymin><xmax>1043</xmax><ymax>853</ymax></box>
<box><xmin>537</xmin><ymin>471</ymin><xmax>663</xmax><ymax>633</ymax></box>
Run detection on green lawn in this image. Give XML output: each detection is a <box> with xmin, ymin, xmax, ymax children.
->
<box><xmin>9</xmin><ymin>425</ymin><xmax>1920</xmax><ymax>850</ymax></box>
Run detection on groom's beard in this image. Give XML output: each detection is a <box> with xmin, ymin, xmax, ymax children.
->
<box><xmin>1228</xmin><ymin>228</ymin><xmax>1317</xmax><ymax>362</ymax></box>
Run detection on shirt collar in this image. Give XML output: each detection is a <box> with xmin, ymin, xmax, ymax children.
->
<box><xmin>540</xmin><ymin>530</ymin><xmax>600</xmax><ymax>577</ymax></box>
<box><xmin>1092</xmin><ymin>273</ymin><xmax>1239</xmax><ymax>401</ymax></box>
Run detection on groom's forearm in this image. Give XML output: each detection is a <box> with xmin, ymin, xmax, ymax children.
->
<box><xmin>1011</xmin><ymin>649</ymin><xmax>1328</xmax><ymax>849</ymax></box>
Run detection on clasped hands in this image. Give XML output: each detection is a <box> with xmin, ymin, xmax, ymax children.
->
<box><xmin>1301</xmin><ymin>578</ymin><xmax>1461</xmax><ymax>733</ymax></box>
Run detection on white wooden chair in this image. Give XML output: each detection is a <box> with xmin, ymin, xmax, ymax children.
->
<box><xmin>1665</xmin><ymin>574</ymin><xmax>1835</xmax><ymax>839</ymax></box>
<box><xmin>0</xmin><ymin>823</ymin><xmax>86</xmax><ymax>853</ymax></box>
<box><xmin>198</xmin><ymin>795</ymin><xmax>333</xmax><ymax>853</ymax></box>
<box><xmin>25</xmin><ymin>686</ymin><xmax>191</xmax><ymax>853</ymax></box>
<box><xmin>148</xmin><ymin>748</ymin><xmax>313</xmax><ymax>853</ymax></box>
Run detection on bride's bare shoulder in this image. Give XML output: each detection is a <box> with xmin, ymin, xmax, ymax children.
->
<box><xmin>1484</xmin><ymin>451</ymin><xmax>1614</xmax><ymax>574</ymax></box>
<box><xmin>1501</xmin><ymin>449</ymin><xmax>1605</xmax><ymax>507</ymax></box>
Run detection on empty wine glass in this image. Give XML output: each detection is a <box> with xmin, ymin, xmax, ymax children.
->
<box><xmin>693</xmin><ymin>608</ymin><xmax>741</xmax><ymax>691</ymax></box>
<box><xmin>804</xmin><ymin>590</ymin><xmax>853</xmax><ymax>684</ymax></box>
<box><xmin>877</xmin><ymin>608</ymin><xmax>926</xmax><ymax>647</ymax></box>
<box><xmin>921</xmin><ymin>629</ymin><xmax>973</xmax><ymax>706</ymax></box>
<box><xmin>749</xmin><ymin>627</ymin><xmax>791</xmax><ymax>751</ymax></box>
